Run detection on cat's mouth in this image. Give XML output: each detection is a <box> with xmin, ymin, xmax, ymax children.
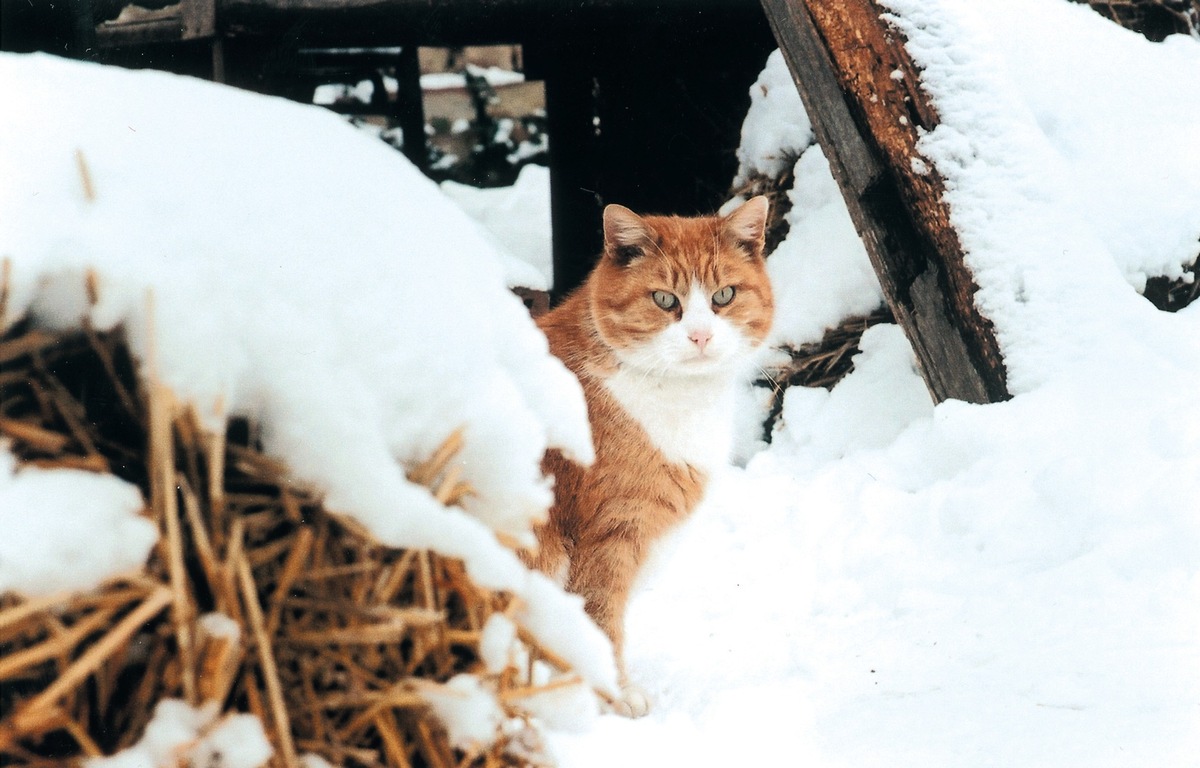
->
<box><xmin>681</xmin><ymin>351</ymin><xmax>726</xmax><ymax>371</ymax></box>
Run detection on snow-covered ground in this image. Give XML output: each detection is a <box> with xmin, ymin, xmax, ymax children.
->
<box><xmin>3</xmin><ymin>0</ymin><xmax>1200</xmax><ymax>764</ymax></box>
<box><xmin>552</xmin><ymin>1</ymin><xmax>1200</xmax><ymax>765</ymax></box>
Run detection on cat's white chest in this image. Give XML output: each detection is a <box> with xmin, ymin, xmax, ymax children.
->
<box><xmin>603</xmin><ymin>368</ymin><xmax>735</xmax><ymax>471</ymax></box>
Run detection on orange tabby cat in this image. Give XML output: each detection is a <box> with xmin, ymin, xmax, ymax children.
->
<box><xmin>527</xmin><ymin>196</ymin><xmax>774</xmax><ymax>716</ymax></box>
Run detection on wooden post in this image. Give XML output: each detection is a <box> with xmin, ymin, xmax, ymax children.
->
<box><xmin>760</xmin><ymin>0</ymin><xmax>1009</xmax><ymax>404</ymax></box>
<box><xmin>181</xmin><ymin>0</ymin><xmax>217</xmax><ymax>40</ymax></box>
<box><xmin>394</xmin><ymin>45</ymin><xmax>429</xmax><ymax>173</ymax></box>
<box><xmin>526</xmin><ymin>39</ymin><xmax>604</xmax><ymax>300</ymax></box>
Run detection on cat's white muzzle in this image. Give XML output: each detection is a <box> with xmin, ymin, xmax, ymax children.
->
<box><xmin>613</xmin><ymin>282</ymin><xmax>753</xmax><ymax>377</ymax></box>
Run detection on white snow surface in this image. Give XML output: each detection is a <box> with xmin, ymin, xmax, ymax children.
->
<box><xmin>764</xmin><ymin>146</ymin><xmax>885</xmax><ymax>349</ymax></box>
<box><xmin>0</xmin><ymin>449</ymin><xmax>156</xmax><ymax>597</ymax></box>
<box><xmin>881</xmin><ymin>0</ymin><xmax>1200</xmax><ymax>394</ymax></box>
<box><xmin>519</xmin><ymin>678</ymin><xmax>599</xmax><ymax>734</ymax></box>
<box><xmin>85</xmin><ymin>700</ymin><xmax>272</xmax><ymax>768</ymax></box>
<box><xmin>422</xmin><ymin>674</ymin><xmax>506</xmax><ymax>751</ymax></box>
<box><xmin>730</xmin><ymin>50</ymin><xmax>885</xmax><ymax>351</ymax></box>
<box><xmin>733</xmin><ymin>49</ymin><xmax>815</xmax><ymax>187</ymax></box>
<box><xmin>421</xmin><ymin>66</ymin><xmax>525</xmax><ymax>92</ymax></box>
<box><xmin>440</xmin><ymin>164</ymin><xmax>552</xmax><ymax>289</ymax></box>
<box><xmin>0</xmin><ymin>51</ymin><xmax>616</xmax><ymax>699</ymax></box>
<box><xmin>551</xmin><ymin>1</ymin><xmax>1200</xmax><ymax>766</ymax></box>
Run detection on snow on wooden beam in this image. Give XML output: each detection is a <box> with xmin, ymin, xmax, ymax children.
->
<box><xmin>760</xmin><ymin>0</ymin><xmax>1010</xmax><ymax>404</ymax></box>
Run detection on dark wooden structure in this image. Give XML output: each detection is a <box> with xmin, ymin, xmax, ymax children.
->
<box><xmin>2</xmin><ymin>0</ymin><xmax>1017</xmax><ymax>403</ymax></box>
<box><xmin>760</xmin><ymin>0</ymin><xmax>1009</xmax><ymax>404</ymax></box>
<box><xmin>3</xmin><ymin>0</ymin><xmax>776</xmax><ymax>300</ymax></box>
<box><xmin>1072</xmin><ymin>0</ymin><xmax>1200</xmax><ymax>41</ymax></box>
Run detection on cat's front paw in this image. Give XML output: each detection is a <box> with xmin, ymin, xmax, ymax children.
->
<box><xmin>610</xmin><ymin>683</ymin><xmax>651</xmax><ymax>719</ymax></box>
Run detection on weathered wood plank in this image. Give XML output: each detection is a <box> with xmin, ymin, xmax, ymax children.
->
<box><xmin>527</xmin><ymin>38</ymin><xmax>604</xmax><ymax>298</ymax></box>
<box><xmin>217</xmin><ymin>0</ymin><xmax>763</xmax><ymax>46</ymax></box>
<box><xmin>393</xmin><ymin>45</ymin><xmax>428</xmax><ymax>172</ymax></box>
<box><xmin>96</xmin><ymin>16</ymin><xmax>184</xmax><ymax>47</ymax></box>
<box><xmin>182</xmin><ymin>0</ymin><xmax>217</xmax><ymax>39</ymax></box>
<box><xmin>761</xmin><ymin>0</ymin><xmax>1009</xmax><ymax>404</ymax></box>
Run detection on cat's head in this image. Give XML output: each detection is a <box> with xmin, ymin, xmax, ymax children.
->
<box><xmin>587</xmin><ymin>196</ymin><xmax>774</xmax><ymax>377</ymax></box>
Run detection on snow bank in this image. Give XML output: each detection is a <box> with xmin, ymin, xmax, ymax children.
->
<box><xmin>955</xmin><ymin>0</ymin><xmax>1200</xmax><ymax>289</ymax></box>
<box><xmin>0</xmin><ymin>52</ymin><xmax>615</xmax><ymax>694</ymax></box>
<box><xmin>882</xmin><ymin>0</ymin><xmax>1200</xmax><ymax>393</ymax></box>
<box><xmin>557</xmin><ymin>321</ymin><xmax>1200</xmax><ymax>766</ymax></box>
<box><xmin>732</xmin><ymin>50</ymin><xmax>885</xmax><ymax>350</ymax></box>
<box><xmin>765</xmin><ymin>146</ymin><xmax>885</xmax><ymax>348</ymax></box>
<box><xmin>734</xmin><ymin>49</ymin><xmax>815</xmax><ymax>187</ymax></box>
<box><xmin>440</xmin><ymin>163</ymin><xmax>552</xmax><ymax>289</ymax></box>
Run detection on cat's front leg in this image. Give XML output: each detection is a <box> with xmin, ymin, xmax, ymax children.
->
<box><xmin>522</xmin><ymin>519</ymin><xmax>571</xmax><ymax>587</ymax></box>
<box><xmin>568</xmin><ymin>501</ymin><xmax>669</xmax><ymax>718</ymax></box>
<box><xmin>610</xmin><ymin>682</ymin><xmax>651</xmax><ymax>719</ymax></box>
<box><xmin>568</xmin><ymin>521</ymin><xmax>639</xmax><ymax>667</ymax></box>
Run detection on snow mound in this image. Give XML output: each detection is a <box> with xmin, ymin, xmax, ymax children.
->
<box><xmin>85</xmin><ymin>700</ymin><xmax>272</xmax><ymax>768</ymax></box>
<box><xmin>731</xmin><ymin>50</ymin><xmax>885</xmax><ymax>351</ymax></box>
<box><xmin>882</xmin><ymin>0</ymin><xmax>1200</xmax><ymax>392</ymax></box>
<box><xmin>734</xmin><ymin>49</ymin><xmax>815</xmax><ymax>186</ymax></box>
<box><xmin>766</xmin><ymin>147</ymin><xmax>885</xmax><ymax>348</ymax></box>
<box><xmin>440</xmin><ymin>163</ymin><xmax>552</xmax><ymax>290</ymax></box>
<box><xmin>0</xmin><ymin>450</ymin><xmax>156</xmax><ymax>597</ymax></box>
<box><xmin>0</xmin><ymin>50</ymin><xmax>586</xmax><ymax>544</ymax></box>
<box><xmin>0</xmin><ymin>52</ymin><xmax>615</xmax><ymax>693</ymax></box>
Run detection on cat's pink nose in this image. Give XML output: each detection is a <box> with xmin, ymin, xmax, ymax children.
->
<box><xmin>689</xmin><ymin>329</ymin><xmax>712</xmax><ymax>353</ymax></box>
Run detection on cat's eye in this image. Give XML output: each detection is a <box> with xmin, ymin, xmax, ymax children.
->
<box><xmin>652</xmin><ymin>291</ymin><xmax>678</xmax><ymax>310</ymax></box>
<box><xmin>712</xmin><ymin>286</ymin><xmax>736</xmax><ymax>306</ymax></box>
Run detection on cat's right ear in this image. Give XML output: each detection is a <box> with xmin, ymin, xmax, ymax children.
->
<box><xmin>603</xmin><ymin>204</ymin><xmax>653</xmax><ymax>266</ymax></box>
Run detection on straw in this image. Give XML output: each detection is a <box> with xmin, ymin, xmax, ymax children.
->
<box><xmin>0</xmin><ymin>317</ymin><xmax>585</xmax><ymax>767</ymax></box>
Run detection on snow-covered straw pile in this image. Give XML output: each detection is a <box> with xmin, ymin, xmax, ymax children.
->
<box><xmin>0</xmin><ymin>52</ymin><xmax>616</xmax><ymax>766</ymax></box>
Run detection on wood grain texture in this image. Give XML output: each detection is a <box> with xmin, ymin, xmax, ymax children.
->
<box><xmin>761</xmin><ymin>0</ymin><xmax>1009</xmax><ymax>404</ymax></box>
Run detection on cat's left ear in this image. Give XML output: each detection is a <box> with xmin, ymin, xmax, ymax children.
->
<box><xmin>723</xmin><ymin>195</ymin><xmax>770</xmax><ymax>259</ymax></box>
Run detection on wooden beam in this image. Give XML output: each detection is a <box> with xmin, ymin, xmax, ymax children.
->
<box><xmin>760</xmin><ymin>0</ymin><xmax>1009</xmax><ymax>404</ymax></box>
<box><xmin>96</xmin><ymin>17</ymin><xmax>184</xmax><ymax>48</ymax></box>
<box><xmin>393</xmin><ymin>45</ymin><xmax>429</xmax><ymax>173</ymax></box>
<box><xmin>182</xmin><ymin>0</ymin><xmax>217</xmax><ymax>40</ymax></box>
<box><xmin>528</xmin><ymin>10</ymin><xmax>774</xmax><ymax>301</ymax></box>
<box><xmin>217</xmin><ymin>0</ymin><xmax>758</xmax><ymax>47</ymax></box>
<box><xmin>526</xmin><ymin>39</ymin><xmax>604</xmax><ymax>299</ymax></box>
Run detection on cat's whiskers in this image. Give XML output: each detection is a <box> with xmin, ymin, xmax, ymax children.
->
<box><xmin>754</xmin><ymin>362</ymin><xmax>780</xmax><ymax>389</ymax></box>
<box><xmin>647</xmin><ymin>235</ymin><xmax>670</xmax><ymax>262</ymax></box>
